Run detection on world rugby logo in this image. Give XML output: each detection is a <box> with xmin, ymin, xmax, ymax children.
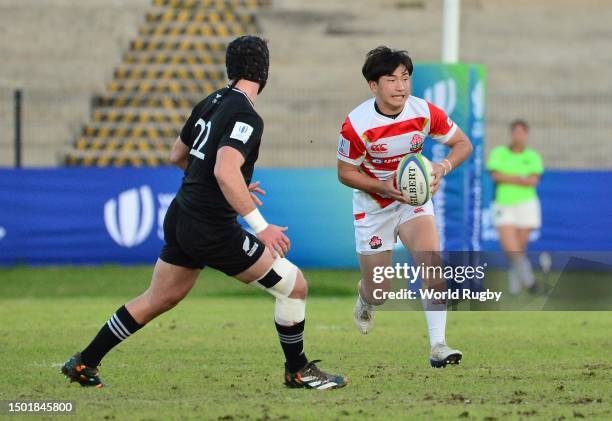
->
<box><xmin>104</xmin><ymin>185</ymin><xmax>154</xmax><ymax>247</ymax></box>
<box><xmin>424</xmin><ymin>78</ymin><xmax>457</xmax><ymax>115</ymax></box>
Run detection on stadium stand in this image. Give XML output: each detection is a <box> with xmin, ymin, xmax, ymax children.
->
<box><xmin>64</xmin><ymin>0</ymin><xmax>267</xmax><ymax>166</ymax></box>
<box><xmin>253</xmin><ymin>0</ymin><xmax>612</xmax><ymax>168</ymax></box>
<box><xmin>1</xmin><ymin>0</ymin><xmax>610</xmax><ymax>168</ymax></box>
<box><xmin>0</xmin><ymin>0</ymin><xmax>150</xmax><ymax>167</ymax></box>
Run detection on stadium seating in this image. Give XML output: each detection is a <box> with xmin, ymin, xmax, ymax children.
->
<box><xmin>64</xmin><ymin>0</ymin><xmax>268</xmax><ymax>166</ymax></box>
<box><xmin>1</xmin><ymin>0</ymin><xmax>610</xmax><ymax>168</ymax></box>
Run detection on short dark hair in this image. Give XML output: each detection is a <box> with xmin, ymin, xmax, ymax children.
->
<box><xmin>510</xmin><ymin>119</ymin><xmax>529</xmax><ymax>131</ymax></box>
<box><xmin>362</xmin><ymin>46</ymin><xmax>413</xmax><ymax>82</ymax></box>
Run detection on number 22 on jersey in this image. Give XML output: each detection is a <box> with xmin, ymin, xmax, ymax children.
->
<box><xmin>189</xmin><ymin>118</ymin><xmax>211</xmax><ymax>160</ymax></box>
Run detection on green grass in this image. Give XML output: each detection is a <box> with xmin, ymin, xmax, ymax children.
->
<box><xmin>0</xmin><ymin>266</ymin><xmax>611</xmax><ymax>420</ymax></box>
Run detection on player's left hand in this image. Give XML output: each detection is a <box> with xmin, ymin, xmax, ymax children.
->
<box><xmin>258</xmin><ymin>225</ymin><xmax>290</xmax><ymax>258</ymax></box>
<box><xmin>248</xmin><ymin>181</ymin><xmax>266</xmax><ymax>207</ymax></box>
<box><xmin>430</xmin><ymin>162</ymin><xmax>446</xmax><ymax>196</ymax></box>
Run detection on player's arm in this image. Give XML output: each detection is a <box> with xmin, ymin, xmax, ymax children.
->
<box><xmin>487</xmin><ymin>147</ymin><xmax>542</xmax><ymax>187</ymax></box>
<box><xmin>430</xmin><ymin>126</ymin><xmax>473</xmax><ymax>194</ymax></box>
<box><xmin>169</xmin><ymin>136</ymin><xmax>189</xmax><ymax>170</ymax></box>
<box><xmin>337</xmin><ymin>160</ymin><xmax>407</xmax><ymax>203</ymax></box>
<box><xmin>214</xmin><ymin>146</ymin><xmax>290</xmax><ymax>258</ymax></box>
<box><xmin>489</xmin><ymin>171</ymin><xmax>540</xmax><ymax>187</ymax></box>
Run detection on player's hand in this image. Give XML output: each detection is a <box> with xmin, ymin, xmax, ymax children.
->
<box><xmin>258</xmin><ymin>225</ymin><xmax>291</xmax><ymax>258</ymax></box>
<box><xmin>430</xmin><ymin>162</ymin><xmax>446</xmax><ymax>196</ymax></box>
<box><xmin>248</xmin><ymin>181</ymin><xmax>266</xmax><ymax>207</ymax></box>
<box><xmin>379</xmin><ymin>176</ymin><xmax>409</xmax><ymax>204</ymax></box>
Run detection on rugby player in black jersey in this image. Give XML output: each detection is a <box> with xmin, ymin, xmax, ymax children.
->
<box><xmin>61</xmin><ymin>36</ymin><xmax>347</xmax><ymax>390</ymax></box>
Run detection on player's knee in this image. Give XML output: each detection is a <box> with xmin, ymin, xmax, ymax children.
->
<box><xmin>289</xmin><ymin>270</ymin><xmax>308</xmax><ymax>299</ymax></box>
<box><xmin>251</xmin><ymin>257</ymin><xmax>299</xmax><ymax>300</ymax></box>
<box><xmin>249</xmin><ymin>258</ymin><xmax>306</xmax><ymax>325</ymax></box>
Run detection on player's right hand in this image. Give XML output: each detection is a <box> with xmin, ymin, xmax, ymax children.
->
<box><xmin>248</xmin><ymin>181</ymin><xmax>266</xmax><ymax>207</ymax></box>
<box><xmin>379</xmin><ymin>176</ymin><xmax>409</xmax><ymax>204</ymax></box>
<box><xmin>258</xmin><ymin>225</ymin><xmax>291</xmax><ymax>258</ymax></box>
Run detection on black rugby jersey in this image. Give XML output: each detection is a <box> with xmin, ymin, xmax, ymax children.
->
<box><xmin>175</xmin><ymin>87</ymin><xmax>263</xmax><ymax>222</ymax></box>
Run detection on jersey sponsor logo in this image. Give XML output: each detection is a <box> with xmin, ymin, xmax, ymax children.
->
<box><xmin>370</xmin><ymin>155</ymin><xmax>404</xmax><ymax>165</ymax></box>
<box><xmin>369</xmin><ymin>235</ymin><xmax>382</xmax><ymax>249</ymax></box>
<box><xmin>424</xmin><ymin>78</ymin><xmax>457</xmax><ymax>115</ymax></box>
<box><xmin>104</xmin><ymin>185</ymin><xmax>154</xmax><ymax>248</ymax></box>
<box><xmin>338</xmin><ymin>137</ymin><xmax>351</xmax><ymax>157</ymax></box>
<box><xmin>370</xmin><ymin>143</ymin><xmax>388</xmax><ymax>154</ymax></box>
<box><xmin>414</xmin><ymin>207</ymin><xmax>424</xmax><ymax>214</ymax></box>
<box><xmin>410</xmin><ymin>134</ymin><xmax>424</xmax><ymax>152</ymax></box>
<box><xmin>230</xmin><ymin>121</ymin><xmax>254</xmax><ymax>144</ymax></box>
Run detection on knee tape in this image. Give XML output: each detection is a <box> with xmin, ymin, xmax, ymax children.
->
<box><xmin>252</xmin><ymin>258</ymin><xmax>305</xmax><ymax>324</ymax></box>
<box><xmin>274</xmin><ymin>296</ymin><xmax>305</xmax><ymax>325</ymax></box>
<box><xmin>252</xmin><ymin>258</ymin><xmax>298</xmax><ymax>299</ymax></box>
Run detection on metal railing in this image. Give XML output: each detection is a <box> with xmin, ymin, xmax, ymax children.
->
<box><xmin>1</xmin><ymin>87</ymin><xmax>611</xmax><ymax>169</ymax></box>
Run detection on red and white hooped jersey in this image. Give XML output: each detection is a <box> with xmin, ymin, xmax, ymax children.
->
<box><xmin>337</xmin><ymin>95</ymin><xmax>457</xmax><ymax>212</ymax></box>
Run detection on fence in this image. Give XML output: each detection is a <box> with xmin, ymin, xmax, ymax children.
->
<box><xmin>0</xmin><ymin>87</ymin><xmax>92</xmax><ymax>167</ymax></box>
<box><xmin>1</xmin><ymin>87</ymin><xmax>611</xmax><ymax>169</ymax></box>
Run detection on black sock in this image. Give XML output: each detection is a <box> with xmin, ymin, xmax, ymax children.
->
<box><xmin>275</xmin><ymin>320</ymin><xmax>308</xmax><ymax>373</ymax></box>
<box><xmin>80</xmin><ymin>305</ymin><xmax>144</xmax><ymax>367</ymax></box>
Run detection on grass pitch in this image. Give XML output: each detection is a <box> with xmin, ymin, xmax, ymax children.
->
<box><xmin>0</xmin><ymin>266</ymin><xmax>611</xmax><ymax>420</ymax></box>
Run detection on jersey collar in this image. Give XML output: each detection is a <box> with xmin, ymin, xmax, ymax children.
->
<box><xmin>231</xmin><ymin>86</ymin><xmax>255</xmax><ymax>109</ymax></box>
<box><xmin>371</xmin><ymin>98</ymin><xmax>407</xmax><ymax>122</ymax></box>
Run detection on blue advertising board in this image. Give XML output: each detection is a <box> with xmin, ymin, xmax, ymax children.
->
<box><xmin>2</xmin><ymin>64</ymin><xmax>610</xmax><ymax>267</ymax></box>
<box><xmin>1</xmin><ymin>167</ymin><xmax>610</xmax><ymax>268</ymax></box>
<box><xmin>411</xmin><ymin>63</ymin><xmax>486</xmax><ymax>251</ymax></box>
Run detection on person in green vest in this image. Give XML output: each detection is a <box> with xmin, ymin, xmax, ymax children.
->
<box><xmin>487</xmin><ymin>119</ymin><xmax>543</xmax><ymax>294</ymax></box>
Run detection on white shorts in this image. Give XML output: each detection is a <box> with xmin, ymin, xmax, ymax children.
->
<box><xmin>354</xmin><ymin>200</ymin><xmax>435</xmax><ymax>255</ymax></box>
<box><xmin>494</xmin><ymin>198</ymin><xmax>541</xmax><ymax>229</ymax></box>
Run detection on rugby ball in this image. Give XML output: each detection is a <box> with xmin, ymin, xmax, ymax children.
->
<box><xmin>395</xmin><ymin>154</ymin><xmax>433</xmax><ymax>206</ymax></box>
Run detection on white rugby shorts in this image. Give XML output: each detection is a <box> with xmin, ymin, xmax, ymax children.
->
<box><xmin>353</xmin><ymin>199</ymin><xmax>434</xmax><ymax>255</ymax></box>
<box><xmin>493</xmin><ymin>198</ymin><xmax>541</xmax><ymax>229</ymax></box>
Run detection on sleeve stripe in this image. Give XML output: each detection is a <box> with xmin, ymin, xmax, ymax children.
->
<box><xmin>341</xmin><ymin>117</ymin><xmax>366</xmax><ymax>157</ymax></box>
<box><xmin>341</xmin><ymin>117</ymin><xmax>362</xmax><ymax>144</ymax></box>
<box><xmin>430</xmin><ymin>123</ymin><xmax>457</xmax><ymax>143</ymax></box>
<box><xmin>337</xmin><ymin>154</ymin><xmax>364</xmax><ymax>166</ymax></box>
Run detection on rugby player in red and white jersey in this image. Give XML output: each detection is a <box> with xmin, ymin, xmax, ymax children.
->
<box><xmin>337</xmin><ymin>46</ymin><xmax>473</xmax><ymax>367</ymax></box>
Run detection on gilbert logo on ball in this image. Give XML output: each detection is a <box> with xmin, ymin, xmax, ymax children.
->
<box><xmin>396</xmin><ymin>154</ymin><xmax>433</xmax><ymax>207</ymax></box>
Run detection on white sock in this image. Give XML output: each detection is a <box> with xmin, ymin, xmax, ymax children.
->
<box><xmin>508</xmin><ymin>264</ymin><xmax>521</xmax><ymax>295</ymax></box>
<box><xmin>423</xmin><ymin>299</ymin><xmax>447</xmax><ymax>348</ymax></box>
<box><xmin>358</xmin><ymin>293</ymin><xmax>376</xmax><ymax>309</ymax></box>
<box><xmin>518</xmin><ymin>255</ymin><xmax>535</xmax><ymax>287</ymax></box>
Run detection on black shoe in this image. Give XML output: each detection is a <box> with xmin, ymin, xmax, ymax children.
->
<box><xmin>284</xmin><ymin>360</ymin><xmax>347</xmax><ymax>390</ymax></box>
<box><xmin>528</xmin><ymin>283</ymin><xmax>548</xmax><ymax>295</ymax></box>
<box><xmin>61</xmin><ymin>352</ymin><xmax>104</xmax><ymax>388</ymax></box>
